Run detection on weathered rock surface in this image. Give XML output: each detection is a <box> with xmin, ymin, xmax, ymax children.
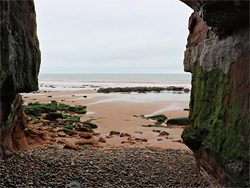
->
<box><xmin>1</xmin><ymin>95</ymin><xmax>29</xmax><ymax>155</ymax></box>
<box><xmin>0</xmin><ymin>0</ymin><xmax>41</xmax><ymax>95</ymax></box>
<box><xmin>180</xmin><ymin>1</ymin><xmax>249</xmax><ymax>187</ymax></box>
<box><xmin>0</xmin><ymin>0</ymin><xmax>41</xmax><ymax>158</ymax></box>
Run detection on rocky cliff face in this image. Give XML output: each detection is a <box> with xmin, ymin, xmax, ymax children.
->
<box><xmin>0</xmin><ymin>0</ymin><xmax>40</xmax><ymax>157</ymax></box>
<box><xmin>181</xmin><ymin>0</ymin><xmax>249</xmax><ymax>187</ymax></box>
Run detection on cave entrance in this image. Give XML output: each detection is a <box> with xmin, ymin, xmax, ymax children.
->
<box><xmin>20</xmin><ymin>1</ymin><xmax>193</xmax><ymax>149</ymax></box>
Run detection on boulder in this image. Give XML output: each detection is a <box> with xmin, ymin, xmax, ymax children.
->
<box><xmin>98</xmin><ymin>137</ymin><xmax>106</xmax><ymax>143</ymax></box>
<box><xmin>79</xmin><ymin>133</ymin><xmax>92</xmax><ymax>139</ymax></box>
<box><xmin>58</xmin><ymin>132</ymin><xmax>66</xmax><ymax>137</ymax></box>
<box><xmin>159</xmin><ymin>131</ymin><xmax>169</xmax><ymax>136</ymax></box>
<box><xmin>120</xmin><ymin>133</ymin><xmax>131</xmax><ymax>137</ymax></box>
<box><xmin>109</xmin><ymin>131</ymin><xmax>120</xmax><ymax>136</ymax></box>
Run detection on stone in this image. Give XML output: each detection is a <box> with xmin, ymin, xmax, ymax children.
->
<box><xmin>63</xmin><ymin>128</ymin><xmax>77</xmax><ymax>136</ymax></box>
<box><xmin>57</xmin><ymin>139</ymin><xmax>68</xmax><ymax>144</ymax></box>
<box><xmin>50</xmin><ymin>138</ymin><xmax>57</xmax><ymax>142</ymax></box>
<box><xmin>58</xmin><ymin>132</ymin><xmax>66</xmax><ymax>137</ymax></box>
<box><xmin>98</xmin><ymin>137</ymin><xmax>106</xmax><ymax>143</ymax></box>
<box><xmin>127</xmin><ymin>137</ymin><xmax>133</xmax><ymax>141</ymax></box>
<box><xmin>173</xmin><ymin>140</ymin><xmax>184</xmax><ymax>144</ymax></box>
<box><xmin>148</xmin><ymin>146</ymin><xmax>164</xmax><ymax>152</ymax></box>
<box><xmin>135</xmin><ymin>131</ymin><xmax>143</xmax><ymax>134</ymax></box>
<box><xmin>120</xmin><ymin>133</ymin><xmax>131</xmax><ymax>137</ymax></box>
<box><xmin>79</xmin><ymin>133</ymin><xmax>92</xmax><ymax>139</ymax></box>
<box><xmin>159</xmin><ymin>131</ymin><xmax>169</xmax><ymax>136</ymax></box>
<box><xmin>148</xmin><ymin>114</ymin><xmax>168</xmax><ymax>123</ymax></box>
<box><xmin>92</xmin><ymin>132</ymin><xmax>101</xmax><ymax>136</ymax></box>
<box><xmin>109</xmin><ymin>131</ymin><xmax>120</xmax><ymax>136</ymax></box>
<box><xmin>135</xmin><ymin>138</ymin><xmax>148</xmax><ymax>142</ymax></box>
<box><xmin>44</xmin><ymin>112</ymin><xmax>63</xmax><ymax>121</ymax></box>
<box><xmin>121</xmin><ymin>141</ymin><xmax>135</xmax><ymax>145</ymax></box>
<box><xmin>153</xmin><ymin>130</ymin><xmax>161</xmax><ymax>133</ymax></box>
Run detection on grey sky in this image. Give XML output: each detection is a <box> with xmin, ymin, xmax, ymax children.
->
<box><xmin>34</xmin><ymin>0</ymin><xmax>193</xmax><ymax>74</ymax></box>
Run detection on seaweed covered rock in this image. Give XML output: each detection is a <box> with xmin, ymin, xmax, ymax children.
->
<box><xmin>167</xmin><ymin>117</ymin><xmax>190</xmax><ymax>125</ymax></box>
<box><xmin>23</xmin><ymin>101</ymin><xmax>87</xmax><ymax>116</ymax></box>
<box><xmin>148</xmin><ymin>114</ymin><xmax>168</xmax><ymax>124</ymax></box>
<box><xmin>180</xmin><ymin>1</ymin><xmax>249</xmax><ymax>187</ymax></box>
<box><xmin>44</xmin><ymin>112</ymin><xmax>63</xmax><ymax>121</ymax></box>
<box><xmin>98</xmin><ymin>86</ymin><xmax>190</xmax><ymax>93</ymax></box>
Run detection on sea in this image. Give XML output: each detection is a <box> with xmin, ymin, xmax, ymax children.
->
<box><xmin>38</xmin><ymin>73</ymin><xmax>191</xmax><ymax>91</ymax></box>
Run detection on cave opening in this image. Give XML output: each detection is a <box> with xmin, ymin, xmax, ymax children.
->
<box><xmin>1</xmin><ymin>0</ymin><xmax>249</xmax><ymax>187</ymax></box>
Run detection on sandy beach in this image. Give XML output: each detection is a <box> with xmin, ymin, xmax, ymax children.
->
<box><xmin>22</xmin><ymin>89</ymin><xmax>190</xmax><ymax>150</ymax></box>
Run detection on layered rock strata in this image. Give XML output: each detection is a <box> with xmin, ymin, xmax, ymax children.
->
<box><xmin>0</xmin><ymin>0</ymin><xmax>41</xmax><ymax>157</ymax></box>
<box><xmin>181</xmin><ymin>1</ymin><xmax>249</xmax><ymax>187</ymax></box>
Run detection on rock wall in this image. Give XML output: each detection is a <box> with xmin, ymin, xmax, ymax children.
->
<box><xmin>180</xmin><ymin>1</ymin><xmax>249</xmax><ymax>187</ymax></box>
<box><xmin>0</xmin><ymin>0</ymin><xmax>41</xmax><ymax>157</ymax></box>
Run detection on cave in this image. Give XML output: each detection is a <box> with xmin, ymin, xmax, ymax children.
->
<box><xmin>0</xmin><ymin>0</ymin><xmax>249</xmax><ymax>187</ymax></box>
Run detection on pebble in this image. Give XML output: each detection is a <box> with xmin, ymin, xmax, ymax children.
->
<box><xmin>0</xmin><ymin>148</ymin><xmax>201</xmax><ymax>187</ymax></box>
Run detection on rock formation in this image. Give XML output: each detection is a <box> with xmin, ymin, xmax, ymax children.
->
<box><xmin>0</xmin><ymin>0</ymin><xmax>249</xmax><ymax>187</ymax></box>
<box><xmin>0</xmin><ymin>0</ymin><xmax>41</xmax><ymax>157</ymax></box>
<box><xmin>180</xmin><ymin>0</ymin><xmax>249</xmax><ymax>187</ymax></box>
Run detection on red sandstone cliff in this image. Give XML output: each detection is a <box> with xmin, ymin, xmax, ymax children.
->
<box><xmin>0</xmin><ymin>0</ymin><xmax>41</xmax><ymax>158</ymax></box>
<box><xmin>181</xmin><ymin>0</ymin><xmax>249</xmax><ymax>187</ymax></box>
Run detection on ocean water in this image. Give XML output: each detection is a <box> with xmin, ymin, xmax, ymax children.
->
<box><xmin>38</xmin><ymin>73</ymin><xmax>191</xmax><ymax>91</ymax></box>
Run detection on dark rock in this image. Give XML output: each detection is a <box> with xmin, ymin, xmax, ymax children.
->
<box><xmin>120</xmin><ymin>133</ymin><xmax>131</xmax><ymax>137</ymax></box>
<box><xmin>148</xmin><ymin>114</ymin><xmax>168</xmax><ymax>124</ymax></box>
<box><xmin>158</xmin><ymin>131</ymin><xmax>169</xmax><ymax>136</ymax></box>
<box><xmin>167</xmin><ymin>117</ymin><xmax>190</xmax><ymax>125</ymax></box>
<box><xmin>44</xmin><ymin>112</ymin><xmax>63</xmax><ymax>121</ymax></box>
<box><xmin>79</xmin><ymin>133</ymin><xmax>92</xmax><ymax>139</ymax></box>
<box><xmin>63</xmin><ymin>128</ymin><xmax>77</xmax><ymax>136</ymax></box>
<box><xmin>148</xmin><ymin>146</ymin><xmax>164</xmax><ymax>152</ymax></box>
<box><xmin>82</xmin><ymin>122</ymin><xmax>98</xmax><ymax>129</ymax></box>
<box><xmin>58</xmin><ymin>132</ymin><xmax>66</xmax><ymax>137</ymax></box>
<box><xmin>152</xmin><ymin>130</ymin><xmax>161</xmax><ymax>133</ymax></box>
<box><xmin>109</xmin><ymin>131</ymin><xmax>120</xmax><ymax>136</ymax></box>
<box><xmin>98</xmin><ymin>137</ymin><xmax>106</xmax><ymax>143</ymax></box>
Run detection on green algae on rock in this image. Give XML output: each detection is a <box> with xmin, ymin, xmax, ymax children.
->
<box><xmin>167</xmin><ymin>117</ymin><xmax>190</xmax><ymax>125</ymax></box>
<box><xmin>180</xmin><ymin>1</ymin><xmax>249</xmax><ymax>186</ymax></box>
<box><xmin>23</xmin><ymin>101</ymin><xmax>87</xmax><ymax>116</ymax></box>
<box><xmin>0</xmin><ymin>1</ymin><xmax>41</xmax><ymax>95</ymax></box>
<box><xmin>148</xmin><ymin>114</ymin><xmax>168</xmax><ymax>124</ymax></box>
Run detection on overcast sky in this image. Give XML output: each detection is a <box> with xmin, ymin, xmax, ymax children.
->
<box><xmin>34</xmin><ymin>0</ymin><xmax>192</xmax><ymax>74</ymax></box>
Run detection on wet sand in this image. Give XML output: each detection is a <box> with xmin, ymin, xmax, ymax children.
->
<box><xmin>22</xmin><ymin>89</ymin><xmax>190</xmax><ymax>150</ymax></box>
